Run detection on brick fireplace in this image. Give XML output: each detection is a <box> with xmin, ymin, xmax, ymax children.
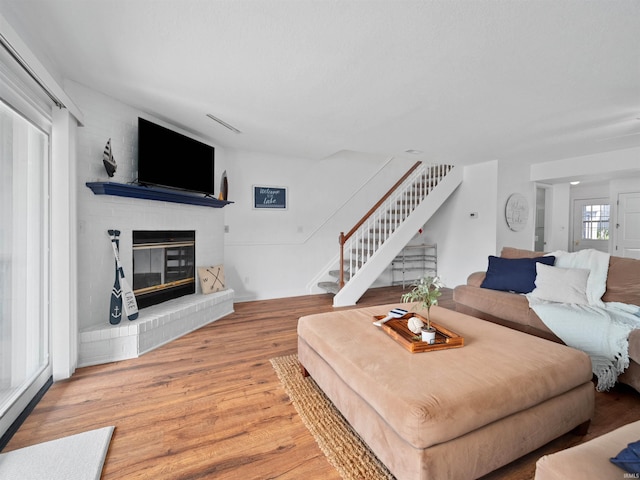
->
<box><xmin>73</xmin><ymin>83</ymin><xmax>234</xmax><ymax>368</ymax></box>
<box><xmin>79</xmin><ymin>287</ymin><xmax>234</xmax><ymax>367</ymax></box>
<box><xmin>77</xmin><ymin>194</ymin><xmax>234</xmax><ymax>368</ymax></box>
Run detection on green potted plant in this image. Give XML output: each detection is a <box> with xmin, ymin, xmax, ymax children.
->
<box><xmin>401</xmin><ymin>275</ymin><xmax>444</xmax><ymax>344</ymax></box>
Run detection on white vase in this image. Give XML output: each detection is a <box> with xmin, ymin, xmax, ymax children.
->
<box><xmin>421</xmin><ymin>327</ymin><xmax>436</xmax><ymax>344</ymax></box>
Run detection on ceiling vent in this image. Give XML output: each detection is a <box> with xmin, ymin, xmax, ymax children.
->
<box><xmin>206</xmin><ymin>114</ymin><xmax>242</xmax><ymax>134</ymax></box>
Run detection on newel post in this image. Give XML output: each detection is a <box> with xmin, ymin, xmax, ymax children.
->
<box><xmin>339</xmin><ymin>232</ymin><xmax>345</xmax><ymax>288</ymax></box>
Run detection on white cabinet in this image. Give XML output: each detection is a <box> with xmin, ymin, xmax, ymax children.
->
<box><xmin>391</xmin><ymin>244</ymin><xmax>437</xmax><ymax>287</ymax></box>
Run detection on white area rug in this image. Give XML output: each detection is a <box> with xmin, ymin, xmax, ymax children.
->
<box><xmin>0</xmin><ymin>426</ymin><xmax>114</xmax><ymax>480</ymax></box>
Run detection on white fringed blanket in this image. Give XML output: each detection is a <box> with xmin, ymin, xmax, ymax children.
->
<box><xmin>528</xmin><ymin>250</ymin><xmax>640</xmax><ymax>391</ymax></box>
<box><xmin>528</xmin><ymin>300</ymin><xmax>640</xmax><ymax>391</ymax></box>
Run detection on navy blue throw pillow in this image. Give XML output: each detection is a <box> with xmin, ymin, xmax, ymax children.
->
<box><xmin>480</xmin><ymin>255</ymin><xmax>556</xmax><ymax>294</ymax></box>
<box><xmin>610</xmin><ymin>440</ymin><xmax>640</xmax><ymax>474</ymax></box>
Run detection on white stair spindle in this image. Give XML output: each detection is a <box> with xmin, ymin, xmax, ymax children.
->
<box><xmin>324</xmin><ymin>163</ymin><xmax>453</xmax><ymax>296</ymax></box>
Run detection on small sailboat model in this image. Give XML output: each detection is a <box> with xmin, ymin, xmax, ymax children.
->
<box><xmin>103</xmin><ymin>138</ymin><xmax>117</xmax><ymax>177</ymax></box>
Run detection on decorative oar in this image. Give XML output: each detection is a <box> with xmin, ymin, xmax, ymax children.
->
<box><xmin>108</xmin><ymin>230</ymin><xmax>123</xmax><ymax>325</ymax></box>
<box><xmin>373</xmin><ymin>308</ymin><xmax>408</xmax><ymax>327</ymax></box>
<box><xmin>108</xmin><ymin>229</ymin><xmax>139</xmax><ymax>321</ymax></box>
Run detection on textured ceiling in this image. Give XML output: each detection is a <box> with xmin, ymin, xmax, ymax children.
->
<box><xmin>2</xmin><ymin>0</ymin><xmax>639</xmax><ymax>164</ymax></box>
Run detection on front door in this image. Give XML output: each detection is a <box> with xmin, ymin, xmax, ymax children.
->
<box><xmin>616</xmin><ymin>192</ymin><xmax>640</xmax><ymax>259</ymax></box>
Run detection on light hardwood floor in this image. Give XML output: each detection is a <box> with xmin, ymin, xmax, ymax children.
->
<box><xmin>5</xmin><ymin>287</ymin><xmax>640</xmax><ymax>479</ymax></box>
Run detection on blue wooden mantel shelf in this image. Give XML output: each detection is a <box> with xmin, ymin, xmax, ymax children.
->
<box><xmin>86</xmin><ymin>182</ymin><xmax>233</xmax><ymax>208</ymax></box>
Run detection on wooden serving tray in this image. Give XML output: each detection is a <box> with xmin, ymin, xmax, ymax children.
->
<box><xmin>373</xmin><ymin>313</ymin><xmax>464</xmax><ymax>353</ymax></box>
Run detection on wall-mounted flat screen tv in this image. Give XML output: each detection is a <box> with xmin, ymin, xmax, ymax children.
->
<box><xmin>137</xmin><ymin>117</ymin><xmax>215</xmax><ymax>195</ymax></box>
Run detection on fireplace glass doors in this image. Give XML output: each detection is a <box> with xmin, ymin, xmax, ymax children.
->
<box><xmin>132</xmin><ymin>231</ymin><xmax>195</xmax><ymax>308</ymax></box>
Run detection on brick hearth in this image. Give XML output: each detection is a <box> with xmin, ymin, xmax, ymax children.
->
<box><xmin>79</xmin><ymin>289</ymin><xmax>234</xmax><ymax>367</ymax></box>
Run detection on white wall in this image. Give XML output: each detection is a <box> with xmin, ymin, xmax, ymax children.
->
<box><xmin>219</xmin><ymin>149</ymin><xmax>416</xmax><ymax>301</ymax></box>
<box><xmin>67</xmin><ymin>81</ymin><xmax>226</xmax><ymax>331</ymax></box>
<box><xmin>64</xmin><ymin>79</ymin><xmax>422</xmax><ymax>306</ymax></box>
<box><xmin>496</xmin><ymin>159</ymin><xmax>536</xmax><ymax>252</ymax></box>
<box><xmin>420</xmin><ymin>161</ymin><xmax>498</xmax><ymax>288</ymax></box>
<box><xmin>64</xmin><ymin>78</ymin><xmax>440</xmax><ymax>308</ymax></box>
<box><xmin>65</xmin><ymin>80</ymin><xmax>640</xmax><ymax>308</ymax></box>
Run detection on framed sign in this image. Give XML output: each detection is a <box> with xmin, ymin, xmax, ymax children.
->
<box><xmin>505</xmin><ymin>193</ymin><xmax>529</xmax><ymax>231</ymax></box>
<box><xmin>198</xmin><ymin>265</ymin><xmax>226</xmax><ymax>294</ymax></box>
<box><xmin>253</xmin><ymin>185</ymin><xmax>287</xmax><ymax>209</ymax></box>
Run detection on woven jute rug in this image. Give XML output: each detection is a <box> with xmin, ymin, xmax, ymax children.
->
<box><xmin>270</xmin><ymin>354</ymin><xmax>395</xmax><ymax>480</ymax></box>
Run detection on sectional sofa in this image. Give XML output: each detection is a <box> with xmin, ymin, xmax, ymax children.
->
<box><xmin>453</xmin><ymin>247</ymin><xmax>640</xmax><ymax>393</ymax></box>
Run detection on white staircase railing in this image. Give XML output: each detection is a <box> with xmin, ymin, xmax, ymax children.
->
<box><xmin>338</xmin><ymin>162</ymin><xmax>453</xmax><ymax>290</ymax></box>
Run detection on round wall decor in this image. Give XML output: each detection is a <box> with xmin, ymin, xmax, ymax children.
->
<box><xmin>505</xmin><ymin>193</ymin><xmax>529</xmax><ymax>231</ymax></box>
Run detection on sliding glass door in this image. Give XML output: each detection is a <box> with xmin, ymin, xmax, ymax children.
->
<box><xmin>0</xmin><ymin>99</ymin><xmax>50</xmax><ymax>438</ymax></box>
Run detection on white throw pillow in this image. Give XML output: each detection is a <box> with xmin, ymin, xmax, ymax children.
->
<box><xmin>545</xmin><ymin>249</ymin><xmax>609</xmax><ymax>307</ymax></box>
<box><xmin>529</xmin><ymin>263</ymin><xmax>591</xmax><ymax>305</ymax></box>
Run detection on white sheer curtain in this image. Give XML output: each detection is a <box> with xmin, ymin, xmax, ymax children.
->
<box><xmin>0</xmin><ymin>100</ymin><xmax>49</xmax><ymax>431</ymax></box>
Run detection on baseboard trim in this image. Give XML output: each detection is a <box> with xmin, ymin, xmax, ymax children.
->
<box><xmin>0</xmin><ymin>376</ymin><xmax>53</xmax><ymax>452</ymax></box>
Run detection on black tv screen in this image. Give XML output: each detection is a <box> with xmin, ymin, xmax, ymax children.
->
<box><xmin>137</xmin><ymin>118</ymin><xmax>215</xmax><ymax>195</ymax></box>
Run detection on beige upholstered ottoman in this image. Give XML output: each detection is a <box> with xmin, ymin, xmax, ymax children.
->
<box><xmin>297</xmin><ymin>303</ymin><xmax>595</xmax><ymax>480</ymax></box>
<box><xmin>535</xmin><ymin>420</ymin><xmax>640</xmax><ymax>480</ymax></box>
